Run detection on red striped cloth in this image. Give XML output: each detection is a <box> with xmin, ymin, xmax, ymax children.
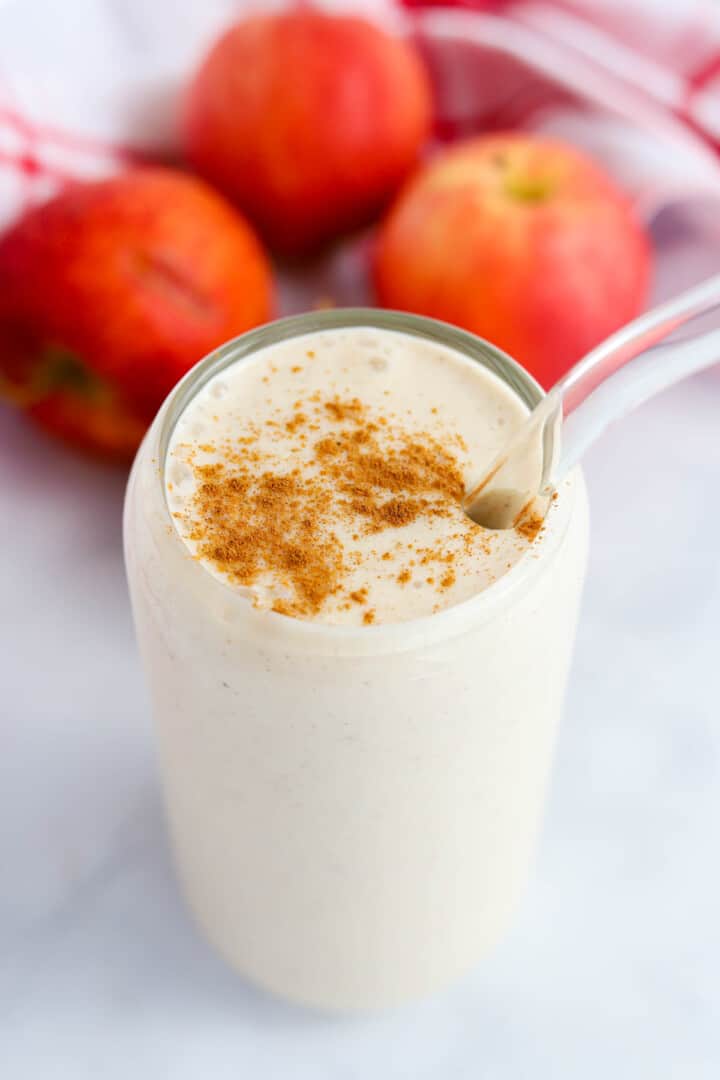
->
<box><xmin>404</xmin><ymin>0</ymin><xmax>720</xmax><ymax>153</ymax></box>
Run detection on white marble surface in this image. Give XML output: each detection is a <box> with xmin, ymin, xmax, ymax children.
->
<box><xmin>2</xmin><ymin>214</ymin><xmax>720</xmax><ymax>1077</ymax></box>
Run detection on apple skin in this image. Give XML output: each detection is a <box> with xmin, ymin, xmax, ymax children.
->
<box><xmin>0</xmin><ymin>168</ymin><xmax>274</xmax><ymax>460</ymax></box>
<box><xmin>184</xmin><ymin>11</ymin><xmax>433</xmax><ymax>257</ymax></box>
<box><xmin>373</xmin><ymin>134</ymin><xmax>652</xmax><ymax>388</ymax></box>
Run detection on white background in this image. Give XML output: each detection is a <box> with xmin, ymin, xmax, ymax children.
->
<box><xmin>2</xmin><ymin>2</ymin><xmax>720</xmax><ymax>1078</ymax></box>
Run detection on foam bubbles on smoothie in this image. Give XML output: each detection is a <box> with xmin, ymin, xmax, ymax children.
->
<box><xmin>210</xmin><ymin>380</ymin><xmax>229</xmax><ymax>400</ymax></box>
<box><xmin>167</xmin><ymin>459</ymin><xmax>192</xmax><ymax>492</ymax></box>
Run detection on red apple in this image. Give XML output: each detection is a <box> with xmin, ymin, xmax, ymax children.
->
<box><xmin>0</xmin><ymin>168</ymin><xmax>273</xmax><ymax>460</ymax></box>
<box><xmin>373</xmin><ymin>134</ymin><xmax>651</xmax><ymax>387</ymax></box>
<box><xmin>183</xmin><ymin>11</ymin><xmax>433</xmax><ymax>256</ymax></box>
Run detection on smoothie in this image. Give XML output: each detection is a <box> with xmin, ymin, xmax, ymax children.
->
<box><xmin>165</xmin><ymin>327</ymin><xmax>542</xmax><ymax>624</ymax></box>
<box><xmin>124</xmin><ymin>311</ymin><xmax>588</xmax><ymax>1010</ymax></box>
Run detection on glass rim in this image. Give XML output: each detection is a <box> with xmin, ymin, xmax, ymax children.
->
<box><xmin>158</xmin><ymin>308</ymin><xmax>544</xmax><ymax>459</ymax></box>
<box><xmin>152</xmin><ymin>308</ymin><xmax>578</xmax><ymax>653</ymax></box>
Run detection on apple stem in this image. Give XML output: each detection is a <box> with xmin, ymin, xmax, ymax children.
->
<box><xmin>0</xmin><ymin>345</ymin><xmax>106</xmax><ymax>408</ymax></box>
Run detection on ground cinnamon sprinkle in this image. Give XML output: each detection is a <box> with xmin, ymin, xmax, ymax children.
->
<box><xmin>285</xmin><ymin>412</ymin><xmax>306</xmax><ymax>434</ymax></box>
<box><xmin>439</xmin><ymin>569</ymin><xmax>456</xmax><ymax>590</ymax></box>
<box><xmin>172</xmin><ymin>388</ymin><xmax>537</xmax><ymax>622</ymax></box>
<box><xmin>312</xmin><ymin>400</ymin><xmax>464</xmax><ymax>536</ymax></box>
<box><xmin>324</xmin><ymin>397</ymin><xmax>357</xmax><ymax>419</ymax></box>
<box><xmin>183</xmin><ymin>466</ymin><xmax>345</xmax><ymax>619</ymax></box>
<box><xmin>515</xmin><ymin>512</ymin><xmax>544</xmax><ymax>542</ymax></box>
<box><xmin>378</xmin><ymin>499</ymin><xmax>419</xmax><ymax>528</ymax></box>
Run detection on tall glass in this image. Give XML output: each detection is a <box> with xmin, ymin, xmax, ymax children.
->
<box><xmin>124</xmin><ymin>310</ymin><xmax>589</xmax><ymax>1011</ymax></box>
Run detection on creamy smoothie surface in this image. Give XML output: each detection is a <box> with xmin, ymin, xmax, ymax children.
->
<box><xmin>166</xmin><ymin>327</ymin><xmax>543</xmax><ymax>625</ymax></box>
